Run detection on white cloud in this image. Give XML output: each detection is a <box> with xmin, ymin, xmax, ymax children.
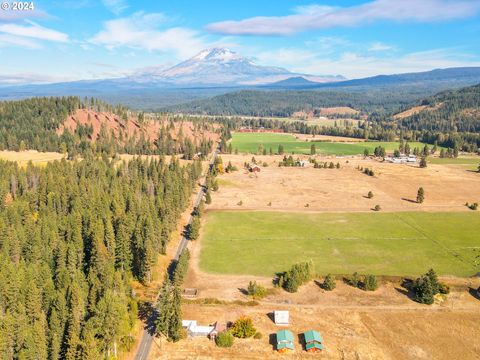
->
<box><xmin>89</xmin><ymin>12</ymin><xmax>209</xmax><ymax>58</ymax></box>
<box><xmin>0</xmin><ymin>21</ymin><xmax>68</xmax><ymax>42</ymax></box>
<box><xmin>368</xmin><ymin>42</ymin><xmax>393</xmax><ymax>52</ymax></box>
<box><xmin>0</xmin><ymin>34</ymin><xmax>41</xmax><ymax>49</ymax></box>
<box><xmin>102</xmin><ymin>0</ymin><xmax>128</xmax><ymax>15</ymax></box>
<box><xmin>0</xmin><ymin>72</ymin><xmax>72</xmax><ymax>85</ymax></box>
<box><xmin>206</xmin><ymin>0</ymin><xmax>480</xmax><ymax>35</ymax></box>
<box><xmin>251</xmin><ymin>47</ymin><xmax>480</xmax><ymax>78</ymax></box>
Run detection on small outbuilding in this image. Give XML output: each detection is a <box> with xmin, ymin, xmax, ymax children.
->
<box><xmin>303</xmin><ymin>330</ymin><xmax>324</xmax><ymax>353</ymax></box>
<box><xmin>248</xmin><ymin>164</ymin><xmax>261</xmax><ymax>173</ymax></box>
<box><xmin>276</xmin><ymin>329</ymin><xmax>295</xmax><ymax>353</ymax></box>
<box><xmin>274</xmin><ymin>311</ymin><xmax>289</xmax><ymax>326</ymax></box>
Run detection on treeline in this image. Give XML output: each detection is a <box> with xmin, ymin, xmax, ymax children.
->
<box><xmin>0</xmin><ymin>97</ymin><xmax>216</xmax><ymax>157</ymax></box>
<box><xmin>0</xmin><ymin>155</ymin><xmax>202</xmax><ymax>359</ymax></box>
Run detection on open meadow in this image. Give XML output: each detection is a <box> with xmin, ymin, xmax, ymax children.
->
<box><xmin>0</xmin><ymin>150</ymin><xmax>65</xmax><ymax>166</ymax></box>
<box><xmin>211</xmin><ymin>154</ymin><xmax>480</xmax><ymax>212</ymax></box>
<box><xmin>231</xmin><ymin>132</ymin><xmax>432</xmax><ymax>155</ymax></box>
<box><xmin>199</xmin><ymin>211</ymin><xmax>480</xmax><ymax>277</ymax></box>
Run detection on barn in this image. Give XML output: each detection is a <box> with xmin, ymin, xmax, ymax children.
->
<box><xmin>276</xmin><ymin>329</ymin><xmax>295</xmax><ymax>353</ymax></box>
<box><xmin>303</xmin><ymin>330</ymin><xmax>324</xmax><ymax>353</ymax></box>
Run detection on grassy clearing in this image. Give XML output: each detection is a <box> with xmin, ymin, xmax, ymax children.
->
<box><xmin>428</xmin><ymin>156</ymin><xmax>479</xmax><ymax>169</ymax></box>
<box><xmin>200</xmin><ymin>211</ymin><xmax>480</xmax><ymax>277</ymax></box>
<box><xmin>231</xmin><ymin>133</ymin><xmax>428</xmax><ymax>155</ymax></box>
<box><xmin>0</xmin><ymin>150</ymin><xmax>65</xmax><ymax>167</ymax></box>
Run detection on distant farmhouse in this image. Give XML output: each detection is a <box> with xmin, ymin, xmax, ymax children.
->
<box><xmin>384</xmin><ymin>154</ymin><xmax>417</xmax><ymax>164</ymax></box>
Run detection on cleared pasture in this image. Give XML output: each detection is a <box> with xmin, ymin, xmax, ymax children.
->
<box><xmin>199</xmin><ymin>211</ymin><xmax>480</xmax><ymax>277</ymax></box>
<box><xmin>231</xmin><ymin>132</ymin><xmax>430</xmax><ymax>155</ymax></box>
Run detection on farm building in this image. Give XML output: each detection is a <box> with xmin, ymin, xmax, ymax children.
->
<box><xmin>247</xmin><ymin>163</ymin><xmax>261</xmax><ymax>173</ymax></box>
<box><xmin>276</xmin><ymin>329</ymin><xmax>295</xmax><ymax>353</ymax></box>
<box><xmin>182</xmin><ymin>320</ymin><xmax>214</xmax><ymax>338</ymax></box>
<box><xmin>384</xmin><ymin>155</ymin><xmax>417</xmax><ymax>163</ymax></box>
<box><xmin>303</xmin><ymin>330</ymin><xmax>325</xmax><ymax>353</ymax></box>
<box><xmin>274</xmin><ymin>311</ymin><xmax>289</xmax><ymax>325</ymax></box>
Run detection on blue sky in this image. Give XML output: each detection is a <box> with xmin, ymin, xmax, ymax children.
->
<box><xmin>0</xmin><ymin>0</ymin><xmax>479</xmax><ymax>84</ymax></box>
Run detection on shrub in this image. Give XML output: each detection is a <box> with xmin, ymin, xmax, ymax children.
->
<box><xmin>230</xmin><ymin>316</ymin><xmax>256</xmax><ymax>338</ymax></box>
<box><xmin>367</xmin><ymin>191</ymin><xmax>374</xmax><ymax>199</ymax></box>
<box><xmin>322</xmin><ymin>274</ymin><xmax>336</xmax><ymax>291</ymax></box>
<box><xmin>215</xmin><ymin>331</ymin><xmax>234</xmax><ymax>347</ymax></box>
<box><xmin>363</xmin><ymin>274</ymin><xmax>378</xmax><ymax>291</ymax></box>
<box><xmin>237</xmin><ymin>200</ymin><xmax>243</xmax><ymax>206</ymax></box>
<box><xmin>438</xmin><ymin>283</ymin><xmax>450</xmax><ymax>294</ymax></box>
<box><xmin>349</xmin><ymin>272</ymin><xmax>360</xmax><ymax>288</ymax></box>
<box><xmin>247</xmin><ymin>281</ymin><xmax>267</xmax><ymax>299</ymax></box>
<box><xmin>373</xmin><ymin>205</ymin><xmax>381</xmax><ymax>211</ymax></box>
<box><xmin>253</xmin><ymin>332</ymin><xmax>263</xmax><ymax>340</ymax></box>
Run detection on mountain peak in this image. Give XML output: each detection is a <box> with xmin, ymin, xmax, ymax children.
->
<box><xmin>191</xmin><ymin>48</ymin><xmax>244</xmax><ymax>62</ymax></box>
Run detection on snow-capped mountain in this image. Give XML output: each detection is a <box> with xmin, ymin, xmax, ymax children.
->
<box><xmin>130</xmin><ymin>48</ymin><xmax>344</xmax><ymax>86</ymax></box>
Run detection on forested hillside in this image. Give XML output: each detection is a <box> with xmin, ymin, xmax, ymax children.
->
<box><xmin>393</xmin><ymin>84</ymin><xmax>480</xmax><ymax>133</ymax></box>
<box><xmin>0</xmin><ymin>155</ymin><xmax>202</xmax><ymax>359</ymax></box>
<box><xmin>163</xmin><ymin>89</ymin><xmax>423</xmax><ymax>117</ymax></box>
<box><xmin>0</xmin><ymin>97</ymin><xmax>216</xmax><ymax>158</ymax></box>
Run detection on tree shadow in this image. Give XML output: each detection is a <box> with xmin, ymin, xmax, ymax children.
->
<box><xmin>269</xmin><ymin>333</ymin><xmax>277</xmax><ymax>351</ymax></box>
<box><xmin>401</xmin><ymin>197</ymin><xmax>418</xmax><ymax>203</ymax></box>
<box><xmin>394</xmin><ymin>278</ymin><xmax>417</xmax><ymax>302</ymax></box>
<box><xmin>238</xmin><ymin>288</ymin><xmax>249</xmax><ymax>296</ymax></box>
<box><xmin>138</xmin><ymin>301</ymin><xmax>158</xmax><ymax>336</ymax></box>
<box><xmin>468</xmin><ymin>287</ymin><xmax>480</xmax><ymax>301</ymax></box>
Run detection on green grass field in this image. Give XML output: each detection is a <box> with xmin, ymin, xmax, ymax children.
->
<box><xmin>231</xmin><ymin>132</ymin><xmax>429</xmax><ymax>155</ymax></box>
<box><xmin>428</xmin><ymin>157</ymin><xmax>479</xmax><ymax>170</ymax></box>
<box><xmin>200</xmin><ymin>211</ymin><xmax>480</xmax><ymax>277</ymax></box>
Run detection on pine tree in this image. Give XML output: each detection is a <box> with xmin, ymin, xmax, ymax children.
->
<box><xmin>417</xmin><ymin>187</ymin><xmax>425</xmax><ymax>204</ymax></box>
<box><xmin>322</xmin><ymin>274</ymin><xmax>336</xmax><ymax>291</ymax></box>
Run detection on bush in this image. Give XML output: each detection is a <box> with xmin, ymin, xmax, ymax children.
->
<box><xmin>247</xmin><ymin>281</ymin><xmax>267</xmax><ymax>299</ymax></box>
<box><xmin>363</xmin><ymin>274</ymin><xmax>378</xmax><ymax>291</ymax></box>
<box><xmin>215</xmin><ymin>331</ymin><xmax>234</xmax><ymax>347</ymax></box>
<box><xmin>373</xmin><ymin>205</ymin><xmax>381</xmax><ymax>211</ymax></box>
<box><xmin>253</xmin><ymin>332</ymin><xmax>263</xmax><ymax>340</ymax></box>
<box><xmin>438</xmin><ymin>283</ymin><xmax>450</xmax><ymax>294</ymax></box>
<box><xmin>367</xmin><ymin>191</ymin><xmax>374</xmax><ymax>199</ymax></box>
<box><xmin>322</xmin><ymin>274</ymin><xmax>336</xmax><ymax>291</ymax></box>
<box><xmin>230</xmin><ymin>316</ymin><xmax>256</xmax><ymax>338</ymax></box>
<box><xmin>349</xmin><ymin>272</ymin><xmax>360</xmax><ymax>288</ymax></box>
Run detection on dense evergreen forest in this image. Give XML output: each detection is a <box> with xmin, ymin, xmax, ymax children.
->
<box><xmin>162</xmin><ymin>89</ymin><xmax>423</xmax><ymax>117</ymax></box>
<box><xmin>0</xmin><ymin>97</ymin><xmax>214</xmax><ymax>157</ymax></box>
<box><xmin>0</xmin><ymin>155</ymin><xmax>202</xmax><ymax>359</ymax></box>
<box><xmin>392</xmin><ymin>84</ymin><xmax>480</xmax><ymax>133</ymax></box>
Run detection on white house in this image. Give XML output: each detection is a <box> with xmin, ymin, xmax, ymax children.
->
<box><xmin>274</xmin><ymin>311</ymin><xmax>289</xmax><ymax>326</ymax></box>
<box><xmin>182</xmin><ymin>320</ymin><xmax>214</xmax><ymax>337</ymax></box>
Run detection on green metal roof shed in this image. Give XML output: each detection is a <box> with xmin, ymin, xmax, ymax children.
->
<box><xmin>276</xmin><ymin>329</ymin><xmax>294</xmax><ymax>343</ymax></box>
<box><xmin>304</xmin><ymin>330</ymin><xmax>323</xmax><ymax>344</ymax></box>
